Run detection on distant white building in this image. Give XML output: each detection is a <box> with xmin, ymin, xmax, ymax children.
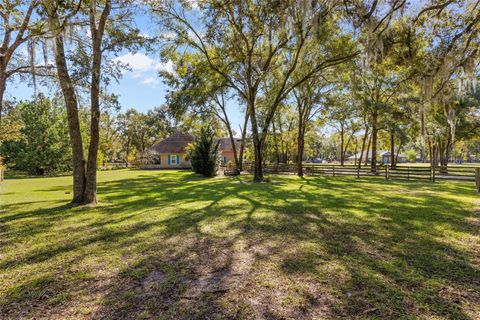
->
<box><xmin>380</xmin><ymin>151</ymin><xmax>406</xmax><ymax>164</ymax></box>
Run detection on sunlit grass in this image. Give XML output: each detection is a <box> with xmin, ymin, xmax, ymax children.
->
<box><xmin>1</xmin><ymin>169</ymin><xmax>479</xmax><ymax>319</ymax></box>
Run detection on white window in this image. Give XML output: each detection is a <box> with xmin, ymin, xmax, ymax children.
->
<box><xmin>171</xmin><ymin>155</ymin><xmax>177</xmax><ymax>165</ymax></box>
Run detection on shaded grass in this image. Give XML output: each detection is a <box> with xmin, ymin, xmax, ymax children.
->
<box><xmin>0</xmin><ymin>169</ymin><xmax>479</xmax><ymax>319</ymax></box>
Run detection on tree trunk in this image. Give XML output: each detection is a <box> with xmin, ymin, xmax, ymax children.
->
<box><xmin>226</xmin><ymin>128</ymin><xmax>239</xmax><ymax>169</ymax></box>
<box><xmin>358</xmin><ymin>125</ymin><xmax>369</xmax><ymax>169</ymax></box>
<box><xmin>83</xmin><ymin>37</ymin><xmax>101</xmax><ymax>204</ymax></box>
<box><xmin>216</xmin><ymin>93</ymin><xmax>240</xmax><ymax>169</ymax></box>
<box><xmin>370</xmin><ymin>111</ymin><xmax>378</xmax><ymax>173</ymax></box>
<box><xmin>272</xmin><ymin>119</ymin><xmax>280</xmax><ymax>165</ymax></box>
<box><xmin>364</xmin><ymin>135</ymin><xmax>372</xmax><ymax>166</ymax></box>
<box><xmin>125</xmin><ymin>138</ymin><xmax>130</xmax><ymax>167</ymax></box>
<box><xmin>237</xmin><ymin>112</ymin><xmax>249</xmax><ymax>171</ymax></box>
<box><xmin>83</xmin><ymin>0</ymin><xmax>111</xmax><ymax>204</ymax></box>
<box><xmin>277</xmin><ymin>114</ymin><xmax>286</xmax><ymax>163</ymax></box>
<box><xmin>343</xmin><ymin>134</ymin><xmax>352</xmax><ymax>165</ymax></box>
<box><xmin>353</xmin><ymin>137</ymin><xmax>358</xmax><ymax>166</ymax></box>
<box><xmin>439</xmin><ymin>137</ymin><xmax>451</xmax><ymax>174</ymax></box>
<box><xmin>340</xmin><ymin>123</ymin><xmax>345</xmax><ymax>166</ymax></box>
<box><xmin>390</xmin><ymin>129</ymin><xmax>396</xmax><ymax>169</ymax></box>
<box><xmin>220</xmin><ymin>105</ymin><xmax>239</xmax><ymax>169</ymax></box>
<box><xmin>0</xmin><ymin>75</ymin><xmax>6</xmax><ymax>126</ymax></box>
<box><xmin>249</xmin><ymin>98</ymin><xmax>263</xmax><ymax>182</ymax></box>
<box><xmin>253</xmin><ymin>138</ymin><xmax>264</xmax><ymax>182</ymax></box>
<box><xmin>51</xmin><ymin>25</ymin><xmax>86</xmax><ymax>204</ymax></box>
<box><xmin>428</xmin><ymin>139</ymin><xmax>433</xmax><ymax>167</ymax></box>
<box><xmin>297</xmin><ymin>121</ymin><xmax>305</xmax><ymax>177</ymax></box>
<box><xmin>219</xmin><ymin>105</ymin><xmax>239</xmax><ymax>169</ymax></box>
<box><xmin>395</xmin><ymin>142</ymin><xmax>402</xmax><ymax>163</ymax></box>
<box><xmin>420</xmin><ymin>110</ymin><xmax>426</xmax><ymax>162</ymax></box>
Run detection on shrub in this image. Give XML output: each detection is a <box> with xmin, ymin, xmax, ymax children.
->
<box><xmin>226</xmin><ymin>160</ymin><xmax>235</xmax><ymax>170</ymax></box>
<box><xmin>405</xmin><ymin>149</ymin><xmax>417</xmax><ymax>162</ymax></box>
<box><xmin>0</xmin><ymin>97</ymin><xmax>71</xmax><ymax>175</ymax></box>
<box><xmin>187</xmin><ymin>127</ymin><xmax>220</xmax><ymax>177</ymax></box>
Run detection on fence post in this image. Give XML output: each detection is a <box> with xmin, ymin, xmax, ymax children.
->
<box><xmin>476</xmin><ymin>168</ymin><xmax>480</xmax><ymax>193</ymax></box>
<box><xmin>386</xmin><ymin>166</ymin><xmax>389</xmax><ymax>180</ymax></box>
<box><xmin>431</xmin><ymin>165</ymin><xmax>435</xmax><ymax>183</ymax></box>
<box><xmin>357</xmin><ymin>166</ymin><xmax>360</xmax><ymax>179</ymax></box>
<box><xmin>407</xmin><ymin>167</ymin><xmax>410</xmax><ymax>180</ymax></box>
<box><xmin>332</xmin><ymin>165</ymin><xmax>335</xmax><ymax>177</ymax></box>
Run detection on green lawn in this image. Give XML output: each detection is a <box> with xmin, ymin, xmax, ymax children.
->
<box><xmin>1</xmin><ymin>170</ymin><xmax>479</xmax><ymax>319</ymax></box>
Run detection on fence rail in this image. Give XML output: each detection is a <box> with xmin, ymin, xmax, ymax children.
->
<box><xmin>244</xmin><ymin>163</ymin><xmax>480</xmax><ymax>191</ymax></box>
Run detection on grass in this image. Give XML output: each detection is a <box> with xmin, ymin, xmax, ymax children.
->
<box><xmin>0</xmin><ymin>169</ymin><xmax>479</xmax><ymax>319</ymax></box>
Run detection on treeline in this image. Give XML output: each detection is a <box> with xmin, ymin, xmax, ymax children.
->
<box><xmin>0</xmin><ymin>0</ymin><xmax>479</xmax><ymax>205</ymax></box>
<box><xmin>0</xmin><ymin>97</ymin><xmax>175</xmax><ymax>174</ymax></box>
<box><xmin>158</xmin><ymin>0</ymin><xmax>480</xmax><ymax>179</ymax></box>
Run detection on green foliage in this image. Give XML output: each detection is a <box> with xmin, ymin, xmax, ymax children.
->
<box><xmin>116</xmin><ymin>108</ymin><xmax>174</xmax><ymax>163</ymax></box>
<box><xmin>405</xmin><ymin>149</ymin><xmax>417</xmax><ymax>162</ymax></box>
<box><xmin>226</xmin><ymin>160</ymin><xmax>235</xmax><ymax>170</ymax></box>
<box><xmin>0</xmin><ymin>97</ymin><xmax>71</xmax><ymax>175</ymax></box>
<box><xmin>187</xmin><ymin>126</ymin><xmax>220</xmax><ymax>177</ymax></box>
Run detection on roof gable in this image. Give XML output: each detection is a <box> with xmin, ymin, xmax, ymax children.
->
<box><xmin>149</xmin><ymin>132</ymin><xmax>195</xmax><ymax>154</ymax></box>
<box><xmin>216</xmin><ymin>137</ymin><xmax>241</xmax><ymax>153</ymax></box>
<box><xmin>148</xmin><ymin>133</ymin><xmax>242</xmax><ymax>154</ymax></box>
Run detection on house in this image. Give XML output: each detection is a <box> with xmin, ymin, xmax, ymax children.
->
<box><xmin>380</xmin><ymin>151</ymin><xmax>406</xmax><ymax>164</ymax></box>
<box><xmin>140</xmin><ymin>131</ymin><xmax>194</xmax><ymax>169</ymax></box>
<box><xmin>140</xmin><ymin>132</ymin><xmax>241</xmax><ymax>169</ymax></box>
<box><xmin>347</xmin><ymin>150</ymin><xmax>373</xmax><ymax>162</ymax></box>
<box><xmin>217</xmin><ymin>137</ymin><xmax>242</xmax><ymax>164</ymax></box>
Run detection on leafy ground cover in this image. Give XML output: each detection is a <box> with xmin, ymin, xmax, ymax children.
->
<box><xmin>0</xmin><ymin>169</ymin><xmax>479</xmax><ymax>319</ymax></box>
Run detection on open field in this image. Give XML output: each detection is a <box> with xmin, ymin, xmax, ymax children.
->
<box><xmin>1</xmin><ymin>170</ymin><xmax>479</xmax><ymax>319</ymax></box>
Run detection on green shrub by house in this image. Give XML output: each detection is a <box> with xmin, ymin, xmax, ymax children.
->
<box><xmin>187</xmin><ymin>127</ymin><xmax>220</xmax><ymax>177</ymax></box>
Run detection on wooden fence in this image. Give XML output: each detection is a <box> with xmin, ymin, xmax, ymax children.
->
<box><xmin>386</xmin><ymin>166</ymin><xmax>433</xmax><ymax>181</ymax></box>
<box><xmin>388</xmin><ymin>165</ymin><xmax>480</xmax><ymax>182</ymax></box>
<box><xmin>244</xmin><ymin>163</ymin><xmax>480</xmax><ymax>191</ymax></box>
<box><xmin>0</xmin><ymin>166</ymin><xmax>4</xmax><ymax>182</ymax></box>
<box><xmin>245</xmin><ymin>163</ymin><xmax>387</xmax><ymax>177</ymax></box>
<box><xmin>477</xmin><ymin>168</ymin><xmax>480</xmax><ymax>192</ymax></box>
<box><xmin>304</xmin><ymin>163</ymin><xmax>386</xmax><ymax>178</ymax></box>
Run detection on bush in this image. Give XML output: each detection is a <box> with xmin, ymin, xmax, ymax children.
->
<box><xmin>405</xmin><ymin>149</ymin><xmax>417</xmax><ymax>162</ymax></box>
<box><xmin>0</xmin><ymin>97</ymin><xmax>71</xmax><ymax>175</ymax></box>
<box><xmin>187</xmin><ymin>127</ymin><xmax>220</xmax><ymax>177</ymax></box>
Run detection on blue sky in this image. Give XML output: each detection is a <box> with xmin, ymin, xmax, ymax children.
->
<box><xmin>7</xmin><ymin>4</ymin><xmax>245</xmax><ymax>131</ymax></box>
<box><xmin>8</xmin><ymin>49</ymin><xmax>244</xmax><ymax>130</ymax></box>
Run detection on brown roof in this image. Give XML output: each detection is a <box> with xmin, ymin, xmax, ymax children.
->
<box><xmin>217</xmin><ymin>137</ymin><xmax>241</xmax><ymax>153</ymax></box>
<box><xmin>149</xmin><ymin>133</ymin><xmax>241</xmax><ymax>154</ymax></box>
<box><xmin>149</xmin><ymin>132</ymin><xmax>194</xmax><ymax>154</ymax></box>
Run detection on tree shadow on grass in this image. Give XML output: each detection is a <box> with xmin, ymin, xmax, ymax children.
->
<box><xmin>1</xmin><ymin>172</ymin><xmax>479</xmax><ymax>319</ymax></box>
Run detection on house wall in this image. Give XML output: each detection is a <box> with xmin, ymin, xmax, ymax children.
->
<box><xmin>141</xmin><ymin>150</ymin><xmax>237</xmax><ymax>169</ymax></box>
<box><xmin>221</xmin><ymin>151</ymin><xmax>236</xmax><ymax>164</ymax></box>
<box><xmin>141</xmin><ymin>153</ymin><xmax>191</xmax><ymax>169</ymax></box>
<box><xmin>382</xmin><ymin>155</ymin><xmax>407</xmax><ymax>164</ymax></box>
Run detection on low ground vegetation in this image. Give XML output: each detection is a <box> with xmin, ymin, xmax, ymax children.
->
<box><xmin>0</xmin><ymin>170</ymin><xmax>479</xmax><ymax>319</ymax></box>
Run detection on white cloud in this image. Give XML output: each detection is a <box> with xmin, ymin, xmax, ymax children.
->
<box><xmin>115</xmin><ymin>52</ymin><xmax>157</xmax><ymax>72</ymax></box>
<box><xmin>142</xmin><ymin>77</ymin><xmax>159</xmax><ymax>86</ymax></box>
<box><xmin>114</xmin><ymin>52</ymin><xmax>175</xmax><ymax>86</ymax></box>
<box><xmin>157</xmin><ymin>60</ymin><xmax>174</xmax><ymax>74</ymax></box>
<box><xmin>115</xmin><ymin>52</ymin><xmax>174</xmax><ymax>74</ymax></box>
<box><xmin>160</xmin><ymin>31</ymin><xmax>176</xmax><ymax>40</ymax></box>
